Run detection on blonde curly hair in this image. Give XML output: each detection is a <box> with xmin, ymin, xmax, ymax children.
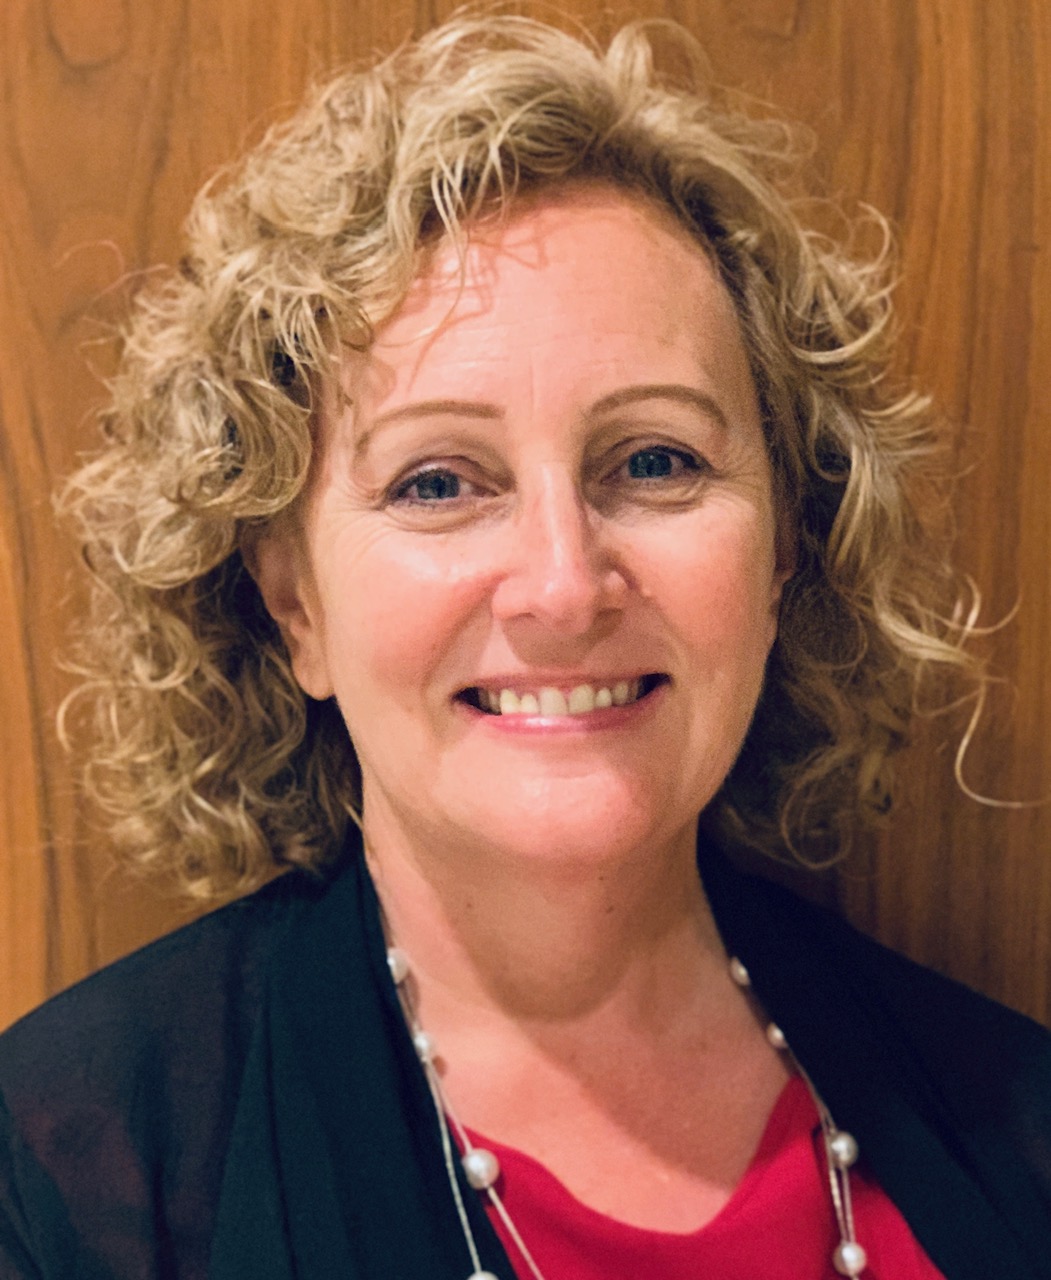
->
<box><xmin>62</xmin><ymin>13</ymin><xmax>976</xmax><ymax>899</ymax></box>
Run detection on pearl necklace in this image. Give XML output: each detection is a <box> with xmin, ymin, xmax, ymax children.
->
<box><xmin>388</xmin><ymin>945</ymin><xmax>869</xmax><ymax>1280</ymax></box>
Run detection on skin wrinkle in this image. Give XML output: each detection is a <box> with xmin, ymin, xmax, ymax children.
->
<box><xmin>61</xmin><ymin>18</ymin><xmax>978</xmax><ymax>895</ymax></box>
<box><xmin>271</xmin><ymin>188</ymin><xmax>786</xmax><ymax>868</ymax></box>
<box><xmin>246</xmin><ymin>187</ymin><xmax>795</xmax><ymax>1231</ymax></box>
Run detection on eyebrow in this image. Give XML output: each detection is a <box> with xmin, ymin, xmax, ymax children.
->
<box><xmin>371</xmin><ymin>398</ymin><xmax>503</xmax><ymax>428</ymax></box>
<box><xmin>354</xmin><ymin>383</ymin><xmax>730</xmax><ymax>456</ymax></box>
<box><xmin>354</xmin><ymin>399</ymin><xmax>501</xmax><ymax>458</ymax></box>
<box><xmin>589</xmin><ymin>384</ymin><xmax>730</xmax><ymax>431</ymax></box>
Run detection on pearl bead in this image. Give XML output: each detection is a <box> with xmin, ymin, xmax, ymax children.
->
<box><xmin>833</xmin><ymin>1240</ymin><xmax>868</xmax><ymax>1276</ymax></box>
<box><xmin>413</xmin><ymin>1029</ymin><xmax>437</xmax><ymax>1063</ymax></box>
<box><xmin>829</xmin><ymin>1129</ymin><xmax>860</xmax><ymax>1168</ymax></box>
<box><xmin>462</xmin><ymin>1146</ymin><xmax>501</xmax><ymax>1190</ymax></box>
<box><xmin>387</xmin><ymin>947</ymin><xmax>410</xmax><ymax>984</ymax></box>
<box><xmin>766</xmin><ymin>1022</ymin><xmax>788</xmax><ymax>1050</ymax></box>
<box><xmin>467</xmin><ymin>1272</ymin><xmax>500</xmax><ymax>1280</ymax></box>
<box><xmin>729</xmin><ymin>957</ymin><xmax>751</xmax><ymax>987</ymax></box>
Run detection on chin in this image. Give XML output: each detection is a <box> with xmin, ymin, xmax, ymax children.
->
<box><xmin>447</xmin><ymin>786</ymin><xmax>692</xmax><ymax>876</ymax></box>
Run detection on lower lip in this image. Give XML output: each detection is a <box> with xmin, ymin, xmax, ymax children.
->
<box><xmin>455</xmin><ymin>681</ymin><xmax>668</xmax><ymax>735</ymax></box>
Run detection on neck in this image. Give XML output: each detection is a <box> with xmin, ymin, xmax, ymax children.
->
<box><xmin>361</xmin><ymin>802</ymin><xmax>728</xmax><ymax>1031</ymax></box>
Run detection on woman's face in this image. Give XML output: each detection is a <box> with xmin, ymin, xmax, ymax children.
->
<box><xmin>256</xmin><ymin>186</ymin><xmax>790</xmax><ymax>871</ymax></box>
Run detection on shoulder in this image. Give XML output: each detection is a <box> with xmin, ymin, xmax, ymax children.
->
<box><xmin>705</xmin><ymin>847</ymin><xmax>1051</xmax><ymax>1144</ymax></box>
<box><xmin>755</xmin><ymin>867</ymin><xmax>1049</xmax><ymax>1058</ymax></box>
<box><xmin>709</xmin><ymin>853</ymin><xmax>1051</xmax><ymax>1276</ymax></box>
<box><xmin>0</xmin><ymin>870</ymin><xmax>324</xmax><ymax>1107</ymax></box>
<box><xmin>0</xmin><ymin>868</ymin><xmax>331</xmax><ymax>1279</ymax></box>
<box><xmin>706</xmin><ymin>848</ymin><xmax>1051</xmax><ymax>1060</ymax></box>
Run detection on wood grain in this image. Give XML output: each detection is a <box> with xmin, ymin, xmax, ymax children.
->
<box><xmin>1</xmin><ymin>0</ymin><xmax>1048</xmax><ymax>1030</ymax></box>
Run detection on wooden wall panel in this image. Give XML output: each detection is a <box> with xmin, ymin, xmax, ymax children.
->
<box><xmin>2</xmin><ymin>0</ymin><xmax>1048</xmax><ymax>1030</ymax></box>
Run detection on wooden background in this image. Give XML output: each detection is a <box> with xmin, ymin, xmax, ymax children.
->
<box><xmin>1</xmin><ymin>0</ymin><xmax>1049</xmax><ymax>1032</ymax></box>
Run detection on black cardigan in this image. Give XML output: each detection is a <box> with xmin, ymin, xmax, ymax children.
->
<box><xmin>1</xmin><ymin>833</ymin><xmax>1049</xmax><ymax>1279</ymax></box>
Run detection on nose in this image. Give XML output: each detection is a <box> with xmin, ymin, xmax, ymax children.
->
<box><xmin>490</xmin><ymin>471</ymin><xmax>628</xmax><ymax>636</ymax></box>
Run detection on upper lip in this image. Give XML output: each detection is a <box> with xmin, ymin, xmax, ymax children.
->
<box><xmin>459</xmin><ymin>671</ymin><xmax>665</xmax><ymax>692</ymax></box>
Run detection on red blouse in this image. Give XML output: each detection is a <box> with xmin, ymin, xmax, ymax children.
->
<box><xmin>467</xmin><ymin>1076</ymin><xmax>946</xmax><ymax>1279</ymax></box>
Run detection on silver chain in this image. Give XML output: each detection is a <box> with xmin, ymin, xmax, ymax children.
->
<box><xmin>390</xmin><ymin>945</ymin><xmax>870</xmax><ymax>1280</ymax></box>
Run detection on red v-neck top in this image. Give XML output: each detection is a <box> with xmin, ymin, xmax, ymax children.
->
<box><xmin>466</xmin><ymin>1076</ymin><xmax>946</xmax><ymax>1279</ymax></box>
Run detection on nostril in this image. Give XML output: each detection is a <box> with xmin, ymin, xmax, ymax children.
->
<box><xmin>491</xmin><ymin>561</ymin><xmax>628</xmax><ymax>633</ymax></box>
<box><xmin>488</xmin><ymin>493</ymin><xmax>628</xmax><ymax>631</ymax></box>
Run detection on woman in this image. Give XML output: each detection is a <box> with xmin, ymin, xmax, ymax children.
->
<box><xmin>1</xmin><ymin>14</ymin><xmax>1049</xmax><ymax>1280</ymax></box>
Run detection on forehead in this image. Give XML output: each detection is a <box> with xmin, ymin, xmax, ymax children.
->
<box><xmin>342</xmin><ymin>184</ymin><xmax>756</xmax><ymax>419</ymax></box>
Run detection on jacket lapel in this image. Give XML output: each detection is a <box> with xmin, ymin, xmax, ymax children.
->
<box><xmin>698</xmin><ymin>839</ymin><xmax>1051</xmax><ymax>1280</ymax></box>
<box><xmin>211</xmin><ymin>833</ymin><xmax>514</xmax><ymax>1279</ymax></box>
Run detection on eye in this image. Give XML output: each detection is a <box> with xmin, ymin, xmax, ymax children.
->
<box><xmin>623</xmin><ymin>446</ymin><xmax>702</xmax><ymax>481</ymax></box>
<box><xmin>392</xmin><ymin>466</ymin><xmax>466</xmax><ymax>504</ymax></box>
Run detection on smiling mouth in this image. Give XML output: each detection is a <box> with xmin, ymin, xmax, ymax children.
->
<box><xmin>458</xmin><ymin>674</ymin><xmax>669</xmax><ymax>717</ymax></box>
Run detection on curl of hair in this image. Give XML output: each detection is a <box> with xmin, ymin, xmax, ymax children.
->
<box><xmin>61</xmin><ymin>14</ymin><xmax>978</xmax><ymax>898</ymax></box>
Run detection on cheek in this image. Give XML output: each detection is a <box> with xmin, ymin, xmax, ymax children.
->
<box><xmin>313</xmin><ymin>533</ymin><xmax>490</xmax><ymax>716</ymax></box>
<box><xmin>643</xmin><ymin>514</ymin><xmax>781</xmax><ymax>657</ymax></box>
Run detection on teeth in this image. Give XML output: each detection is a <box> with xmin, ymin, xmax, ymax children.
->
<box><xmin>483</xmin><ymin>679</ymin><xmax>647</xmax><ymax>716</ymax></box>
<box><xmin>539</xmin><ymin>687</ymin><xmax>569</xmax><ymax>716</ymax></box>
<box><xmin>567</xmin><ymin>685</ymin><xmax>595</xmax><ymax>714</ymax></box>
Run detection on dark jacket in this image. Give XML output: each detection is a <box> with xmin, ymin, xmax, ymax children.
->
<box><xmin>1</xmin><ymin>832</ymin><xmax>1049</xmax><ymax>1279</ymax></box>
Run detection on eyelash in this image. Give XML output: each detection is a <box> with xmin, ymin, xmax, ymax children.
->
<box><xmin>621</xmin><ymin>446</ymin><xmax>703</xmax><ymax>481</ymax></box>
<box><xmin>388</xmin><ymin>445</ymin><xmax>707</xmax><ymax>508</ymax></box>
<box><xmin>391</xmin><ymin>466</ymin><xmax>479</xmax><ymax>506</ymax></box>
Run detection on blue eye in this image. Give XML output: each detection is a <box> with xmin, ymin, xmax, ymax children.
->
<box><xmin>626</xmin><ymin>448</ymin><xmax>698</xmax><ymax>479</ymax></box>
<box><xmin>396</xmin><ymin>469</ymin><xmax>462</xmax><ymax>502</ymax></box>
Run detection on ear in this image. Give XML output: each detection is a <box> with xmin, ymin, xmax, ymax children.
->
<box><xmin>766</xmin><ymin>515</ymin><xmax>798</xmax><ymax>643</ymax></box>
<box><xmin>241</xmin><ymin>527</ymin><xmax>335</xmax><ymax>700</ymax></box>
<box><xmin>773</xmin><ymin>534</ymin><xmax>797</xmax><ymax>598</ymax></box>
